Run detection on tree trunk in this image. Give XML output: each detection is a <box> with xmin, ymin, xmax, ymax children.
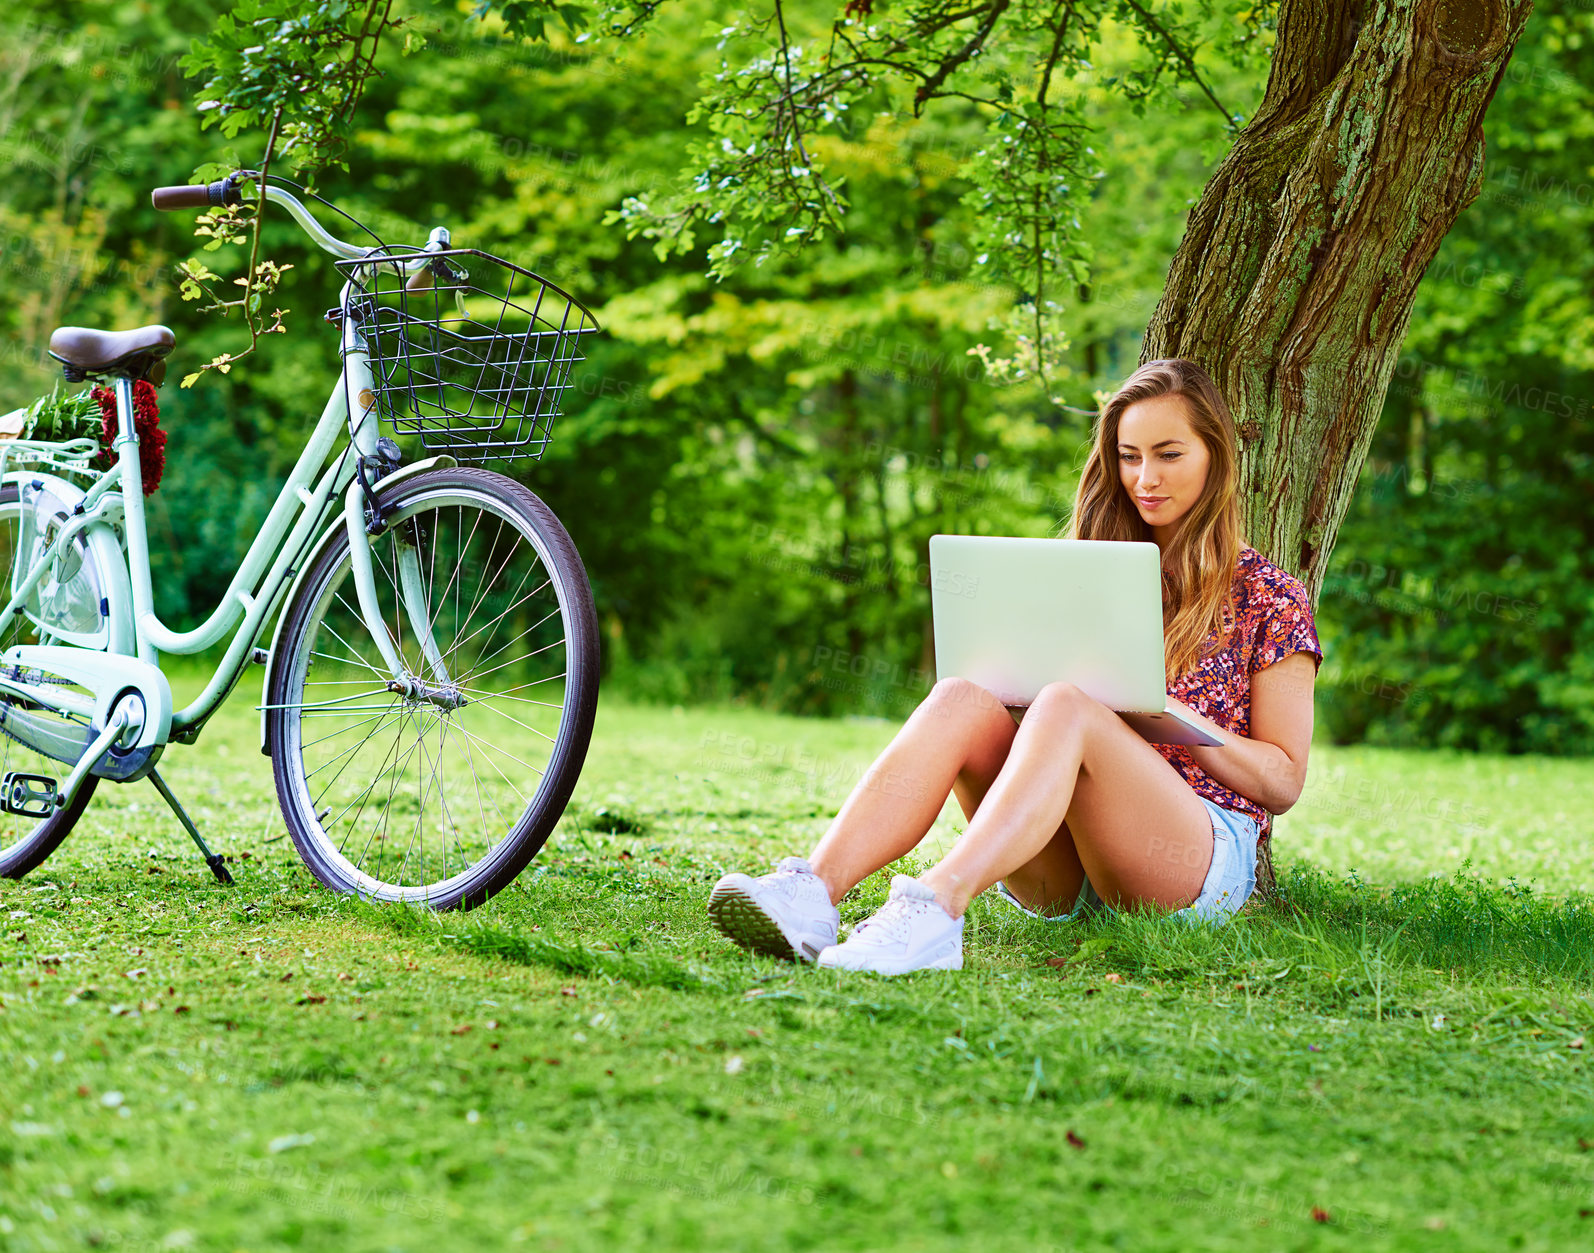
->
<box><xmin>1144</xmin><ymin>0</ymin><xmax>1534</xmax><ymax>603</ymax></box>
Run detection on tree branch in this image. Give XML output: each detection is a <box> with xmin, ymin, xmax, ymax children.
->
<box><xmin>1120</xmin><ymin>0</ymin><xmax>1236</xmax><ymax>125</ymax></box>
<box><xmin>912</xmin><ymin>0</ymin><xmax>1012</xmax><ymax>113</ymax></box>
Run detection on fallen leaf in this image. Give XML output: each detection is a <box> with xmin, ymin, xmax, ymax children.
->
<box><xmin>173</xmin><ymin>1006</ymin><xmax>190</xmax><ymax>1015</ymax></box>
<box><xmin>1311</xmin><ymin>1207</ymin><xmax>1331</xmax><ymax>1224</ymax></box>
<box><xmin>1066</xmin><ymin>1130</ymin><xmax>1085</xmax><ymax>1150</ymax></box>
<box><xmin>1569</xmin><ymin>1037</ymin><xmax>1585</xmax><ymax>1050</ymax></box>
<box><xmin>1104</xmin><ymin>973</ymin><xmax>1123</xmax><ymax>985</ymax></box>
<box><xmin>1044</xmin><ymin>957</ymin><xmax>1067</xmax><ymax>968</ymax></box>
<box><xmin>560</xmin><ymin>987</ymin><xmax>576</xmax><ymax>997</ymax></box>
<box><xmin>450</xmin><ymin>1025</ymin><xmax>472</xmax><ymax>1035</ymax></box>
<box><xmin>295</xmin><ymin>995</ymin><xmax>326</xmax><ymax>1006</ymax></box>
<box><xmin>124</xmin><ymin>968</ymin><xmax>148</xmax><ymax>980</ymax></box>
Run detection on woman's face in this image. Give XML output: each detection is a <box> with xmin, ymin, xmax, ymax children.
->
<box><xmin>1116</xmin><ymin>393</ymin><xmax>1212</xmax><ymax>541</ymax></box>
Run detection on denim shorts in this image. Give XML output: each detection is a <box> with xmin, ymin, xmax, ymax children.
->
<box><xmin>993</xmin><ymin>797</ymin><xmax>1261</xmax><ymax>925</ymax></box>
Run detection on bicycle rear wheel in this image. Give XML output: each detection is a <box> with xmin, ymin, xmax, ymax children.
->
<box><xmin>0</xmin><ymin>483</ymin><xmax>98</xmax><ymax>878</ymax></box>
<box><xmin>265</xmin><ymin>467</ymin><xmax>599</xmax><ymax>909</ymax></box>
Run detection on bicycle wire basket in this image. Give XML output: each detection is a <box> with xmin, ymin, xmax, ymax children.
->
<box><xmin>337</xmin><ymin>247</ymin><xmax>600</xmax><ymax>462</ymax></box>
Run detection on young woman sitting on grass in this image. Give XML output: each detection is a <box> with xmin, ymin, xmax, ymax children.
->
<box><xmin>708</xmin><ymin>358</ymin><xmax>1325</xmax><ymax>975</ymax></box>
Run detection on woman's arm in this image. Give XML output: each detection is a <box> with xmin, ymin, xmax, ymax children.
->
<box><xmin>1164</xmin><ymin>651</ymin><xmax>1318</xmax><ymax>815</ymax></box>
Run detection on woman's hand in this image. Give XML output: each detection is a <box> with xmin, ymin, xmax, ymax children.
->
<box><xmin>1165</xmin><ymin>652</ymin><xmax>1317</xmax><ymax>815</ymax></box>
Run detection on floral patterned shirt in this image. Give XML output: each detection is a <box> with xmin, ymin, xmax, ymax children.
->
<box><xmin>1156</xmin><ymin>546</ymin><xmax>1324</xmax><ymax>841</ymax></box>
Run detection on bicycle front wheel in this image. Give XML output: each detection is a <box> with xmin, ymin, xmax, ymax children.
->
<box><xmin>265</xmin><ymin>467</ymin><xmax>599</xmax><ymax>909</ymax></box>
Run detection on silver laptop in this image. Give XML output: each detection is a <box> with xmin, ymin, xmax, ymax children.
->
<box><xmin>928</xmin><ymin>534</ymin><xmax>1222</xmax><ymax>747</ymax></box>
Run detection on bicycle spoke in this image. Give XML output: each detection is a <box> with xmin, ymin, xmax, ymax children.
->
<box><xmin>453</xmin><ymin>689</ymin><xmax>566</xmax><ymax>709</ymax></box>
<box><xmin>260</xmin><ymin>686</ymin><xmax>393</xmax><ymax>711</ymax></box>
<box><xmin>301</xmin><ymin>706</ymin><xmax>398</xmax><ymax>754</ymax></box>
<box><xmin>304</xmin><ymin>712</ymin><xmax>402</xmax><ymax>788</ymax></box>
<box><xmin>471</xmin><ymin>700</ymin><xmax>557</xmax><ymax>745</ymax></box>
<box><xmin>462</xmin><ymin>642</ymin><xmax>565</xmax><ymax>687</ymax></box>
<box><xmin>318</xmin><ymin>707</ymin><xmax>412</xmax><ymax>831</ymax></box>
<box><xmin>445</xmin><ymin>579</ymin><xmax>555</xmax><ymax>678</ymax></box>
<box><xmin>446</xmin><ymin>719</ymin><xmax>544</xmax><ymax>784</ymax></box>
<box><xmin>446</xmin><ymin>721</ymin><xmax>534</xmax><ymax>806</ymax></box>
<box><xmin>353</xmin><ymin>709</ymin><xmax>426</xmax><ymax>876</ymax></box>
<box><xmin>453</xmin><ymin>715</ymin><xmax>510</xmax><ymax>843</ymax></box>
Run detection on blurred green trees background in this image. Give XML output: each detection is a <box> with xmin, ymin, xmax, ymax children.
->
<box><xmin>0</xmin><ymin>0</ymin><xmax>1589</xmax><ymax>752</ymax></box>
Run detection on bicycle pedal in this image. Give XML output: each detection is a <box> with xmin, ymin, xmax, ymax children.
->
<box><xmin>1</xmin><ymin>771</ymin><xmax>59</xmax><ymax>817</ymax></box>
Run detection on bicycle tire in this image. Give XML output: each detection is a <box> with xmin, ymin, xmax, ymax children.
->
<box><xmin>265</xmin><ymin>466</ymin><xmax>599</xmax><ymax>909</ymax></box>
<box><xmin>0</xmin><ymin>483</ymin><xmax>99</xmax><ymax>878</ymax></box>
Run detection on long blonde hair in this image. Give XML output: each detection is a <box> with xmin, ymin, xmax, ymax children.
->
<box><xmin>1063</xmin><ymin>359</ymin><xmax>1248</xmax><ymax>680</ymax></box>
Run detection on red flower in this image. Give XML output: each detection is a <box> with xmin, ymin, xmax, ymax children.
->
<box><xmin>90</xmin><ymin>380</ymin><xmax>166</xmax><ymax>496</ymax></box>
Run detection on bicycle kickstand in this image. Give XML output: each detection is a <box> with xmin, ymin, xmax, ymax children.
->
<box><xmin>148</xmin><ymin>770</ymin><xmax>234</xmax><ymax>885</ymax></box>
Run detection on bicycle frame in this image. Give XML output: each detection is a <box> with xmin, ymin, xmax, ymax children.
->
<box><xmin>0</xmin><ymin>301</ymin><xmax>437</xmax><ymax>755</ymax></box>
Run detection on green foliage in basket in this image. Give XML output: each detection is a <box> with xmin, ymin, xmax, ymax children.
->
<box><xmin>23</xmin><ymin>383</ymin><xmax>103</xmax><ymax>444</ymax></box>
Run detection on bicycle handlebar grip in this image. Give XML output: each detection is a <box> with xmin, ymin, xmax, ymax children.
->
<box><xmin>150</xmin><ymin>179</ymin><xmax>243</xmax><ymax>211</ymax></box>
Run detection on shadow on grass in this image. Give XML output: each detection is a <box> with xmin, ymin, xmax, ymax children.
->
<box><xmin>344</xmin><ymin>860</ymin><xmax>1594</xmax><ymax>1014</ymax></box>
<box><xmin>349</xmin><ymin>894</ymin><xmax>737</xmax><ymax>993</ymax></box>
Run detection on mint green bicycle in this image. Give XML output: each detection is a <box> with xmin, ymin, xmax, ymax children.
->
<box><xmin>0</xmin><ymin>172</ymin><xmax>601</xmax><ymax>909</ymax></box>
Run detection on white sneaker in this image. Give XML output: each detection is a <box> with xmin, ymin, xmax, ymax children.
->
<box><xmin>817</xmin><ymin>875</ymin><xmax>964</xmax><ymax>974</ymax></box>
<box><xmin>708</xmin><ymin>856</ymin><xmax>840</xmax><ymax>962</ymax></box>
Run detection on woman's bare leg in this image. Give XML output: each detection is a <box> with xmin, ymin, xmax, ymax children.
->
<box><xmin>919</xmin><ymin>680</ymin><xmax>1216</xmax><ymax>918</ymax></box>
<box><xmin>805</xmin><ymin>678</ymin><xmax>1022</xmax><ymax>905</ymax></box>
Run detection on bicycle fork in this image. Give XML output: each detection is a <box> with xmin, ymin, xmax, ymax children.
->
<box><xmin>341</xmin><ymin>478</ymin><xmax>462</xmax><ymax>711</ymax></box>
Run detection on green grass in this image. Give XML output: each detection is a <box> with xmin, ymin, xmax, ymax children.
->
<box><xmin>2</xmin><ymin>697</ymin><xmax>1592</xmax><ymax>1252</ymax></box>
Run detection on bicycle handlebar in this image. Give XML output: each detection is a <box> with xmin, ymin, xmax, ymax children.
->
<box><xmin>150</xmin><ymin>172</ymin><xmax>435</xmax><ymax>277</ymax></box>
<box><xmin>151</xmin><ymin>179</ymin><xmax>243</xmax><ymax>211</ymax></box>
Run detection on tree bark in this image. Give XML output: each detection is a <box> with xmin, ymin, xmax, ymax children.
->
<box><xmin>1144</xmin><ymin>0</ymin><xmax>1534</xmax><ymax>604</ymax></box>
